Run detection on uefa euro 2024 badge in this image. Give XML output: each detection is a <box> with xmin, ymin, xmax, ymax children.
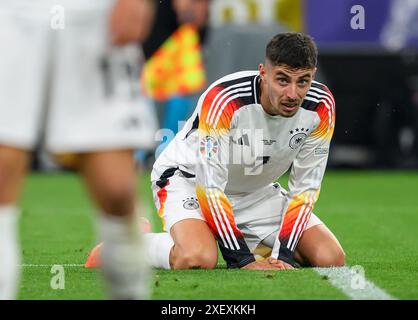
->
<box><xmin>200</xmin><ymin>135</ymin><xmax>219</xmax><ymax>160</ymax></box>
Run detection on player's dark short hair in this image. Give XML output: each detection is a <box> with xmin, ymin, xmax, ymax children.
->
<box><xmin>266</xmin><ymin>32</ymin><xmax>318</xmax><ymax>69</ymax></box>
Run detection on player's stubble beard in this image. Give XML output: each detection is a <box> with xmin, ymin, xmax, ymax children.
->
<box><xmin>259</xmin><ymin>78</ymin><xmax>301</xmax><ymax>118</ymax></box>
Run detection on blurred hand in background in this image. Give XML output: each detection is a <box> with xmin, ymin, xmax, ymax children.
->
<box><xmin>172</xmin><ymin>0</ymin><xmax>211</xmax><ymax>28</ymax></box>
<box><xmin>110</xmin><ymin>0</ymin><xmax>156</xmax><ymax>46</ymax></box>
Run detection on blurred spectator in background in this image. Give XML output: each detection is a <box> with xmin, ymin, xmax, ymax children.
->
<box><xmin>380</xmin><ymin>0</ymin><xmax>418</xmax><ymax>167</ymax></box>
<box><xmin>138</xmin><ymin>0</ymin><xmax>211</xmax><ymax>162</ymax></box>
<box><xmin>381</xmin><ymin>0</ymin><xmax>418</xmax><ymax>51</ymax></box>
<box><xmin>378</xmin><ymin>0</ymin><xmax>418</xmax><ymax>167</ymax></box>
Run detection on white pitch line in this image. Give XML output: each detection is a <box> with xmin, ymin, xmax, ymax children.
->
<box><xmin>314</xmin><ymin>266</ymin><xmax>396</xmax><ymax>300</ymax></box>
<box><xmin>20</xmin><ymin>264</ymin><xmax>84</xmax><ymax>267</ymax></box>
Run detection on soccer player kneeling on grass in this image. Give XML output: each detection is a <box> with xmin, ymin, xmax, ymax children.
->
<box><xmin>87</xmin><ymin>32</ymin><xmax>346</xmax><ymax>270</ymax></box>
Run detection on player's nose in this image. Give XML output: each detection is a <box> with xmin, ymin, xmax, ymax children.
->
<box><xmin>285</xmin><ymin>84</ymin><xmax>298</xmax><ymax>100</ymax></box>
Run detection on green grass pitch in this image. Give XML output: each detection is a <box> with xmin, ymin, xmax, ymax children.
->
<box><xmin>18</xmin><ymin>171</ymin><xmax>418</xmax><ymax>299</ymax></box>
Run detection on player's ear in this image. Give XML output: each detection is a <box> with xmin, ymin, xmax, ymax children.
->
<box><xmin>312</xmin><ymin>67</ymin><xmax>317</xmax><ymax>80</ymax></box>
<box><xmin>259</xmin><ymin>63</ymin><xmax>266</xmax><ymax>82</ymax></box>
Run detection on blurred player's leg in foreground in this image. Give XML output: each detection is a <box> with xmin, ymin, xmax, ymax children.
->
<box><xmin>80</xmin><ymin>150</ymin><xmax>150</xmax><ymax>299</ymax></box>
<box><xmin>0</xmin><ymin>147</ymin><xmax>29</xmax><ymax>299</ymax></box>
<box><xmin>83</xmin><ymin>0</ymin><xmax>154</xmax><ymax>299</ymax></box>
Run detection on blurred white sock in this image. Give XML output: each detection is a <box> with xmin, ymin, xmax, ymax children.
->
<box><xmin>98</xmin><ymin>213</ymin><xmax>151</xmax><ymax>300</ymax></box>
<box><xmin>143</xmin><ymin>233</ymin><xmax>174</xmax><ymax>269</ymax></box>
<box><xmin>0</xmin><ymin>205</ymin><xmax>20</xmax><ymax>300</ymax></box>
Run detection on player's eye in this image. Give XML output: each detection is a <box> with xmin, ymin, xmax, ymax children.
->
<box><xmin>298</xmin><ymin>79</ymin><xmax>309</xmax><ymax>86</ymax></box>
<box><xmin>277</xmin><ymin>78</ymin><xmax>288</xmax><ymax>85</ymax></box>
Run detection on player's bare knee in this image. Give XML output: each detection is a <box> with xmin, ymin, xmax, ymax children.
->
<box><xmin>333</xmin><ymin>248</ymin><xmax>346</xmax><ymax>267</ymax></box>
<box><xmin>311</xmin><ymin>247</ymin><xmax>345</xmax><ymax>267</ymax></box>
<box><xmin>176</xmin><ymin>253</ymin><xmax>217</xmax><ymax>270</ymax></box>
<box><xmin>197</xmin><ymin>250</ymin><xmax>218</xmax><ymax>269</ymax></box>
<box><xmin>172</xmin><ymin>249</ymin><xmax>217</xmax><ymax>270</ymax></box>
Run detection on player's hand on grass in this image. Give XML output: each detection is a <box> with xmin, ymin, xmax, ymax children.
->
<box><xmin>241</xmin><ymin>258</ymin><xmax>294</xmax><ymax>270</ymax></box>
<box><xmin>110</xmin><ymin>0</ymin><xmax>154</xmax><ymax>46</ymax></box>
<box><xmin>266</xmin><ymin>257</ymin><xmax>294</xmax><ymax>270</ymax></box>
<box><xmin>241</xmin><ymin>260</ymin><xmax>281</xmax><ymax>270</ymax></box>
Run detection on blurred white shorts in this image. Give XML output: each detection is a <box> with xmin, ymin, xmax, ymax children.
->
<box><xmin>152</xmin><ymin>170</ymin><xmax>324</xmax><ymax>253</ymax></box>
<box><xmin>0</xmin><ymin>3</ymin><xmax>157</xmax><ymax>152</ymax></box>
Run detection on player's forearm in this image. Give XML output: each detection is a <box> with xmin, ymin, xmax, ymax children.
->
<box><xmin>196</xmin><ymin>185</ymin><xmax>255</xmax><ymax>268</ymax></box>
<box><xmin>274</xmin><ymin>106</ymin><xmax>334</xmax><ymax>265</ymax></box>
<box><xmin>220</xmin><ymin>246</ymin><xmax>256</xmax><ymax>269</ymax></box>
<box><xmin>271</xmin><ymin>190</ymin><xmax>319</xmax><ymax>266</ymax></box>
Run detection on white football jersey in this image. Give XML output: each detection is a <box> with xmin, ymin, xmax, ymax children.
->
<box><xmin>152</xmin><ymin>70</ymin><xmax>336</xmax><ymax>266</ymax></box>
